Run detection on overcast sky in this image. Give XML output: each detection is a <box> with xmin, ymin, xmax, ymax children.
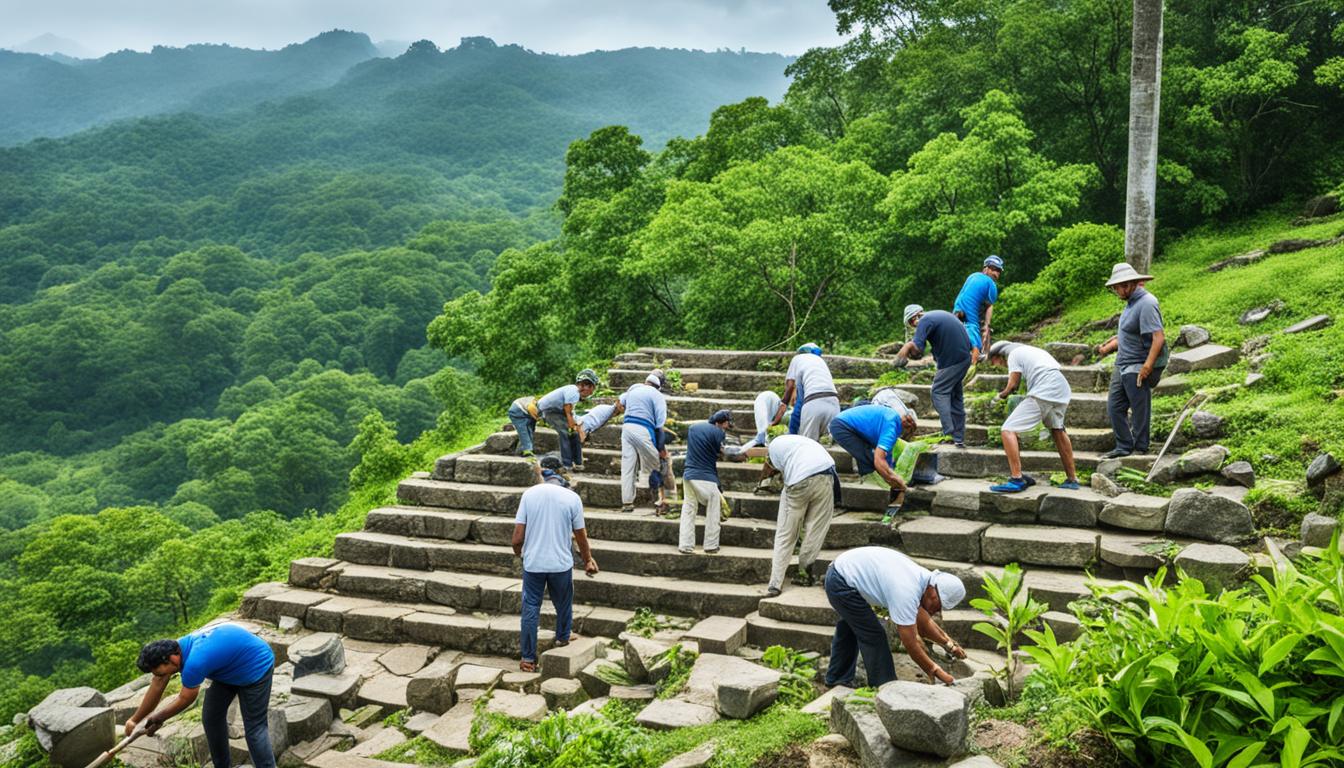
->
<box><xmin>2</xmin><ymin>0</ymin><xmax>845</xmax><ymax>57</ymax></box>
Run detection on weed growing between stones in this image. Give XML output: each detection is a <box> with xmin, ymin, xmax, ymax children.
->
<box><xmin>375</xmin><ymin>735</ymin><xmax>468</xmax><ymax>766</ymax></box>
<box><xmin>474</xmin><ymin>709</ymin><xmax>652</xmax><ymax>768</ymax></box>
<box><xmin>971</xmin><ymin>564</ymin><xmax>1048</xmax><ymax>701</ymax></box>
<box><xmin>468</xmin><ymin>695</ymin><xmax>533</xmax><ymax>754</ymax></box>
<box><xmin>383</xmin><ymin>707</ymin><xmax>411</xmax><ymax>734</ymax></box>
<box><xmin>759</xmin><ymin>646</ymin><xmax>818</xmax><ymax>708</ymax></box>
<box><xmin>653</xmin><ymin>644</ymin><xmax>698</xmax><ymax>699</ymax></box>
<box><xmin>624</xmin><ymin>608</ymin><xmax>693</xmax><ymax>638</ymax></box>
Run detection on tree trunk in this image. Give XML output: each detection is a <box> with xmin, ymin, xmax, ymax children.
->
<box><xmin>1124</xmin><ymin>0</ymin><xmax>1164</xmax><ymax>273</ymax></box>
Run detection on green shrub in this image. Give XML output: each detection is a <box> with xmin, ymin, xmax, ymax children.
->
<box><xmin>475</xmin><ymin>709</ymin><xmax>652</xmax><ymax>768</ymax></box>
<box><xmin>970</xmin><ymin>563</ymin><xmax>1048</xmax><ymax>700</ymax></box>
<box><xmin>759</xmin><ymin>646</ymin><xmax>818</xmax><ymax>708</ymax></box>
<box><xmin>1024</xmin><ymin>541</ymin><xmax>1344</xmax><ymax>766</ymax></box>
<box><xmin>997</xmin><ymin>223</ymin><xmax>1124</xmax><ymax>332</ymax></box>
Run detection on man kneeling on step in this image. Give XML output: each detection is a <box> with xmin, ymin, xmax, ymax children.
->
<box><xmin>127</xmin><ymin>622</ymin><xmax>278</xmax><ymax>768</ymax></box>
<box><xmin>987</xmin><ymin>341</ymin><xmax>1080</xmax><ymax>493</ymax></box>
<box><xmin>824</xmin><ymin>547</ymin><xmax>967</xmax><ymax>689</ymax></box>
<box><xmin>512</xmin><ymin>459</ymin><xmax>599</xmax><ymax>672</ymax></box>
<box><xmin>760</xmin><ymin>434</ymin><xmax>839</xmax><ymax>596</ymax></box>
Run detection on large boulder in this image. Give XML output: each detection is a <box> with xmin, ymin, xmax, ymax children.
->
<box><xmin>715</xmin><ymin>663</ymin><xmax>781</xmax><ymax>719</ymax></box>
<box><xmin>1165</xmin><ymin>488</ymin><xmax>1255</xmax><ymax>545</ymax></box>
<box><xmin>1190</xmin><ymin>411</ymin><xmax>1224</xmax><ymax>439</ymax></box>
<box><xmin>1179</xmin><ymin>445</ymin><xmax>1229</xmax><ymax>476</ymax></box>
<box><xmin>1174</xmin><ymin>543</ymin><xmax>1250</xmax><ymax>592</ymax></box>
<box><xmin>1301</xmin><ymin>513</ymin><xmax>1339</xmax><ymax>548</ymax></box>
<box><xmin>1307</xmin><ymin>453</ymin><xmax>1341</xmax><ymax>492</ymax></box>
<box><xmin>1221</xmin><ymin>461</ymin><xmax>1256</xmax><ymax>489</ymax></box>
<box><xmin>281</xmin><ymin>695</ymin><xmax>332</xmax><ymax>745</ymax></box>
<box><xmin>1177</xmin><ymin>325</ymin><xmax>1211</xmax><ymax>349</ymax></box>
<box><xmin>635</xmin><ymin>699</ymin><xmax>719</xmax><ymax>730</ymax></box>
<box><xmin>28</xmin><ymin>689</ymin><xmax>114</xmax><ymax>768</ymax></box>
<box><xmin>874</xmin><ymin>681</ymin><xmax>969</xmax><ymax>759</ymax></box>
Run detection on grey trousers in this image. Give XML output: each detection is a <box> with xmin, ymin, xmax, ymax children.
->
<box><xmin>620</xmin><ymin>424</ymin><xmax>660</xmax><ymax>505</ymax></box>
<box><xmin>1108</xmin><ymin>367</ymin><xmax>1163</xmax><ymax>454</ymax></box>
<box><xmin>769</xmin><ymin>473</ymin><xmax>835</xmax><ymax>589</ymax></box>
<box><xmin>930</xmin><ymin>356</ymin><xmax>971</xmax><ymax>443</ymax></box>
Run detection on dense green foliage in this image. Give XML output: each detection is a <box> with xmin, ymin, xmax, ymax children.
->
<box><xmin>1023</xmin><ymin>545</ymin><xmax>1344</xmax><ymax>766</ymax></box>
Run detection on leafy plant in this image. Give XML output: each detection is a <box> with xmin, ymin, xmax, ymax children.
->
<box><xmin>759</xmin><ymin>645</ymin><xmax>818</xmax><ymax>708</ymax></box>
<box><xmin>624</xmin><ymin>608</ymin><xmax>692</xmax><ymax>638</ymax></box>
<box><xmin>654</xmin><ymin>644</ymin><xmax>698</xmax><ymax>699</ymax></box>
<box><xmin>474</xmin><ymin>709</ymin><xmax>652</xmax><ymax>768</ymax></box>
<box><xmin>971</xmin><ymin>563</ymin><xmax>1049</xmax><ymax>701</ymax></box>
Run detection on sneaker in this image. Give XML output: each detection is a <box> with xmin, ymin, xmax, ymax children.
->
<box><xmin>990</xmin><ymin>477</ymin><xmax>1030</xmax><ymax>493</ymax></box>
<box><xmin>572</xmin><ymin>463</ymin><xmax>585</xmax><ymax>472</ymax></box>
<box><xmin>679</xmin><ymin>547</ymin><xmax>694</xmax><ymax>555</ymax></box>
<box><xmin>521</xmin><ymin>450</ymin><xmax>535</xmax><ymax>459</ymax></box>
<box><xmin>704</xmin><ymin>547</ymin><xmax>720</xmax><ymax>555</ymax></box>
<box><xmin>1100</xmin><ymin>449</ymin><xmax>1132</xmax><ymax>459</ymax></box>
<box><xmin>766</xmin><ymin>586</ymin><xmax>782</xmax><ymax>598</ymax></box>
<box><xmin>1057</xmin><ymin>479</ymin><xmax>1081</xmax><ymax>490</ymax></box>
<box><xmin>1022</xmin><ymin>475</ymin><xmax>1037</xmax><ymax>488</ymax></box>
<box><xmin>880</xmin><ymin>505</ymin><xmax>901</xmax><ymax>526</ymax></box>
<box><xmin>621</xmin><ymin>504</ymin><xmax>635</xmax><ymax>513</ymax></box>
<box><xmin>554</xmin><ymin>637</ymin><xmax>571</xmax><ymax>648</ymax></box>
<box><xmin>953</xmin><ymin>442</ymin><xmax>967</xmax><ymax>450</ymax></box>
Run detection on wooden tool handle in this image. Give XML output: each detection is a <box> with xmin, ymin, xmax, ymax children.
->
<box><xmin>83</xmin><ymin>727</ymin><xmax>144</xmax><ymax>768</ymax></box>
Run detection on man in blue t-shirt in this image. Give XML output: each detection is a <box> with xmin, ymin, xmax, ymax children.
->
<box><xmin>829</xmin><ymin>404</ymin><xmax>916</xmax><ymax>518</ymax></box>
<box><xmin>679</xmin><ymin>410</ymin><xmax>745</xmax><ymax>554</ymax></box>
<box><xmin>894</xmin><ymin>305</ymin><xmax>973</xmax><ymax>446</ymax></box>
<box><xmin>511</xmin><ymin>465</ymin><xmax>599</xmax><ymax>671</ymax></box>
<box><xmin>127</xmin><ymin>622</ymin><xmax>278</xmax><ymax>768</ymax></box>
<box><xmin>953</xmin><ymin>255</ymin><xmax>1003</xmax><ymax>363</ymax></box>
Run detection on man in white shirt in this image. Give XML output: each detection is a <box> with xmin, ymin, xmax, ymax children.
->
<box><xmin>773</xmin><ymin>343</ymin><xmax>840</xmax><ymax>441</ymax></box>
<box><xmin>759</xmin><ymin>434</ymin><xmax>838</xmax><ymax>595</ymax></box>
<box><xmin>510</xmin><ymin>465</ymin><xmax>599</xmax><ymax>672</ymax></box>
<box><xmin>824</xmin><ymin>546</ymin><xmax>967</xmax><ymax>688</ymax></box>
<box><xmin>746</xmin><ymin>390</ymin><xmax>786</xmax><ymax>448</ymax></box>
<box><xmin>618</xmin><ymin>373</ymin><xmax>669</xmax><ymax>513</ymax></box>
<box><xmin>987</xmin><ymin>341</ymin><xmax>1080</xmax><ymax>493</ymax></box>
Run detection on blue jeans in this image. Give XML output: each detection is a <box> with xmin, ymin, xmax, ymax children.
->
<box><xmin>930</xmin><ymin>356</ymin><xmax>970</xmax><ymax>443</ymax></box>
<box><xmin>824</xmin><ymin>566</ymin><xmax>896</xmax><ymax>688</ymax></box>
<box><xmin>829</xmin><ymin>419</ymin><xmax>877</xmax><ymax>476</ymax></box>
<box><xmin>1108</xmin><ymin>367</ymin><xmax>1164</xmax><ymax>453</ymax></box>
<box><xmin>508</xmin><ymin>403</ymin><xmax>537</xmax><ymax>453</ymax></box>
<box><xmin>520</xmin><ymin>570</ymin><xmax>574</xmax><ymax>662</ymax></box>
<box><xmin>542</xmin><ymin>409</ymin><xmax>583</xmax><ymax>468</ymax></box>
<box><xmin>201</xmin><ymin>668</ymin><xmax>275</xmax><ymax>768</ymax></box>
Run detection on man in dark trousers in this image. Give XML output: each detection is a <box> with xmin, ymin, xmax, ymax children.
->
<box><xmin>1094</xmin><ymin>263</ymin><xmax>1167</xmax><ymax>458</ymax></box>
<box><xmin>894</xmin><ymin>304</ymin><xmax>974</xmax><ymax>448</ymax></box>
<box><xmin>127</xmin><ymin>622</ymin><xmax>278</xmax><ymax>768</ymax></box>
<box><xmin>824</xmin><ymin>546</ymin><xmax>967</xmax><ymax>689</ymax></box>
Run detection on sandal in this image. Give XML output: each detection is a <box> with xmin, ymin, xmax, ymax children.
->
<box><xmin>519</xmin><ymin>660</ymin><xmax>537</xmax><ymax>673</ymax></box>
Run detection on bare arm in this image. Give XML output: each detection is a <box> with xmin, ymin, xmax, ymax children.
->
<box><xmin>873</xmin><ymin>448</ymin><xmax>906</xmax><ymax>491</ymax></box>
<box><xmin>125</xmin><ymin>674</ymin><xmax>170</xmax><ymax>736</ymax></box>
<box><xmin>511</xmin><ymin>523</ymin><xmax>525</xmax><ymax>556</ymax></box>
<box><xmin>896</xmin><ymin>624</ymin><xmax>954</xmax><ymax>684</ymax></box>
<box><xmin>982</xmin><ymin>305</ymin><xmax>994</xmax><ymax>343</ymax></box>
<box><xmin>573</xmin><ymin>529</ymin><xmax>598</xmax><ymax>575</ymax></box>
<box><xmin>1138</xmin><ymin>329</ymin><xmax>1165</xmax><ymax>385</ymax></box>
<box><xmin>1095</xmin><ymin>336</ymin><xmax>1118</xmax><ymax>357</ymax></box>
<box><xmin>895</xmin><ymin>341</ymin><xmax>918</xmax><ymax>361</ymax></box>
<box><xmin>916</xmin><ymin>609</ymin><xmax>965</xmax><ymax>658</ymax></box>
<box><xmin>142</xmin><ymin>685</ymin><xmax>200</xmax><ymax>734</ymax></box>
<box><xmin>997</xmin><ymin>371</ymin><xmax>1022</xmax><ymax>399</ymax></box>
<box><xmin>564</xmin><ymin>403</ymin><xmax>579</xmax><ymax>432</ymax></box>
<box><xmin>774</xmin><ymin>380</ymin><xmax>796</xmax><ymax>422</ymax></box>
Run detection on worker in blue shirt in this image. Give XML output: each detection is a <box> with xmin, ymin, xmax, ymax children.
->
<box><xmin>127</xmin><ymin>622</ymin><xmax>278</xmax><ymax>768</ymax></box>
<box><xmin>953</xmin><ymin>255</ymin><xmax>1003</xmax><ymax>364</ymax></box>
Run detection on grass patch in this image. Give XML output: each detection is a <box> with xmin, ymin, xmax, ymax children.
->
<box><xmin>644</xmin><ymin>706</ymin><xmax>827</xmax><ymax>768</ymax></box>
<box><xmin>374</xmin><ymin>735</ymin><xmax>464</xmax><ymax>766</ymax></box>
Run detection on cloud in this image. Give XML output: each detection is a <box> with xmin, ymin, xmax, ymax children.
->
<box><xmin>2</xmin><ymin>0</ymin><xmax>843</xmax><ymax>57</ymax></box>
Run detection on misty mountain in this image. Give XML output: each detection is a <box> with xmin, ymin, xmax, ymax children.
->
<box><xmin>8</xmin><ymin>33</ymin><xmax>96</xmax><ymax>58</ymax></box>
<box><xmin>0</xmin><ymin>30</ymin><xmax>381</xmax><ymax>145</ymax></box>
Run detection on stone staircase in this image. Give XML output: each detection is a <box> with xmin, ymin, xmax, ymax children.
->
<box><xmin>242</xmin><ymin>345</ymin><xmax>1237</xmax><ymax>660</ymax></box>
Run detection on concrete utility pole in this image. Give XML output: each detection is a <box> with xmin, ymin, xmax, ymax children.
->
<box><xmin>1124</xmin><ymin>0</ymin><xmax>1163</xmax><ymax>273</ymax></box>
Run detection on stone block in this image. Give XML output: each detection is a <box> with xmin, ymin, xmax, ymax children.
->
<box><xmin>716</xmin><ymin>663</ymin><xmax>780</xmax><ymax>719</ymax></box>
<box><xmin>1284</xmin><ymin>314</ymin><xmax>1331</xmax><ymax>334</ymax></box>
<box><xmin>1037</xmin><ymin>492</ymin><xmax>1102</xmax><ymax>527</ymax></box>
<box><xmin>622</xmin><ymin>635</ymin><xmax>670</xmax><ymax>683</ymax></box>
<box><xmin>980</xmin><ymin>525</ymin><xmax>1097</xmax><ymax>568</ymax></box>
<box><xmin>1176</xmin><ymin>325</ymin><xmax>1210</xmax><ymax>348</ymax></box>
<box><xmin>376</xmin><ymin>645</ymin><xmax>432</xmax><ymax>677</ymax></box>
<box><xmin>799</xmin><ymin>685</ymin><xmax>851</xmax><ymax>717</ymax></box>
<box><xmin>1165</xmin><ymin>488</ymin><xmax>1255</xmax><ymax>545</ymax></box>
<box><xmin>344</xmin><ymin>606</ymin><xmax>413</xmax><ymax>642</ymax></box>
<box><xmin>829</xmin><ymin>694</ymin><xmax>939</xmax><ymax>768</ymax></box>
<box><xmin>29</xmin><ymin>693</ymin><xmax>114</xmax><ymax>768</ymax></box>
<box><xmin>1174</xmin><ymin>543</ymin><xmax>1250</xmax><ymax>592</ymax></box>
<box><xmin>661</xmin><ymin>740</ymin><xmax>717</xmax><ymax>768</ymax></box>
<box><xmin>1307</xmin><ymin>453</ymin><xmax>1341</xmax><ymax>490</ymax></box>
<box><xmin>357</xmin><ymin>673</ymin><xmax>409</xmax><ymax>714</ymax></box>
<box><xmin>1221</xmin><ymin>461</ymin><xmax>1255</xmax><ymax>488</ymax></box>
<box><xmin>501</xmin><ymin>671</ymin><xmax>541</xmax><ymax>694</ymax></box>
<box><xmin>540</xmin><ymin>677</ymin><xmax>588</xmax><ymax>711</ymax></box>
<box><xmin>608</xmin><ymin>685</ymin><xmax>657</xmax><ymax>706</ymax></box>
<box><xmin>405</xmin><ymin>654</ymin><xmax>461</xmax><ymax>714</ymax></box>
<box><xmin>1099</xmin><ymin>535</ymin><xmax>1166</xmax><ymax>570</ymax></box>
<box><xmin>453</xmin><ymin>664</ymin><xmax>504</xmax><ymax>693</ymax></box>
<box><xmin>635</xmin><ymin>699</ymin><xmax>719</xmax><ymax>730</ymax></box>
<box><xmin>1090</xmin><ymin>473</ymin><xmax>1123</xmax><ymax>498</ymax></box>
<box><xmin>682</xmin><ymin>616</ymin><xmax>748</xmax><ymax>656</ymax></box>
<box><xmin>1044</xmin><ymin>342</ymin><xmax>1090</xmax><ymax>364</ymax></box>
<box><xmin>1177</xmin><ymin>445</ymin><xmax>1229</xmax><ymax>476</ymax></box>
<box><xmin>1239</xmin><ymin>300</ymin><xmax>1284</xmax><ymax>325</ymax></box>
<box><xmin>290</xmin><ymin>557</ymin><xmax>339</xmax><ymax>589</ymax></box>
<box><xmin>484</xmin><ymin>690</ymin><xmax>548</xmax><ymax>722</ymax></box>
<box><xmin>292</xmin><ymin>672</ymin><xmax>361</xmax><ymax>711</ymax></box>
<box><xmin>422</xmin><ymin>702</ymin><xmax>475</xmax><ymax>755</ymax></box>
<box><xmin>225</xmin><ymin>703</ymin><xmax>288</xmax><ymax>759</ymax></box>
<box><xmin>541</xmin><ymin>636</ymin><xmax>601</xmax><ymax>680</ymax></box>
<box><xmin>289</xmin><ymin>633</ymin><xmax>346</xmax><ymax>678</ymax></box>
<box><xmin>1099</xmin><ymin>493</ymin><xmax>1169</xmax><ymax>531</ymax></box>
<box><xmin>577</xmin><ymin>660</ymin><xmax>623</xmax><ymax>699</ymax></box>
<box><xmin>282</xmin><ymin>695</ymin><xmax>332</xmax><ymax>745</ymax></box>
<box><xmin>874</xmin><ymin>680</ymin><xmax>969</xmax><ymax>758</ymax></box>
<box><xmin>897</xmin><ymin>517</ymin><xmax>989</xmax><ymax>562</ymax></box>
<box><xmin>1301</xmin><ymin>513</ymin><xmax>1339</xmax><ymax>548</ymax></box>
<box><xmin>1167</xmin><ymin>345</ymin><xmax>1239</xmax><ymax>374</ymax></box>
<box><xmin>1190</xmin><ymin>411</ymin><xmax>1224</xmax><ymax>439</ymax></box>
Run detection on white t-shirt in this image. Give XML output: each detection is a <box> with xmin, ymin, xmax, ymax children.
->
<box><xmin>537</xmin><ymin>384</ymin><xmax>581</xmax><ymax>413</ymax></box>
<box><xmin>1008</xmin><ymin>346</ymin><xmax>1071</xmax><ymax>404</ymax></box>
<box><xmin>871</xmin><ymin>388</ymin><xmax>914</xmax><ymax>418</ymax></box>
<box><xmin>785</xmin><ymin>354</ymin><xmax>836</xmax><ymax>398</ymax></box>
<box><xmin>580</xmin><ymin>404</ymin><xmax>617</xmax><ymax>433</ymax></box>
<box><xmin>754</xmin><ymin>391</ymin><xmax>781</xmax><ymax>438</ymax></box>
<box><xmin>832</xmin><ymin>546</ymin><xmax>930</xmax><ymax>626</ymax></box>
<box><xmin>766</xmin><ymin>434</ymin><xmax>835</xmax><ymax>486</ymax></box>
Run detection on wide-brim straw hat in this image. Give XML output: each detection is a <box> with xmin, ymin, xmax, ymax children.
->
<box><xmin>1105</xmin><ymin>262</ymin><xmax>1154</xmax><ymax>286</ymax></box>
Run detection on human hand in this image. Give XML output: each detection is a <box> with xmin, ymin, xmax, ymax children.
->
<box><xmin>993</xmin><ymin>391</ymin><xmax>1007</xmax><ymax>402</ymax></box>
<box><xmin>143</xmin><ymin>713</ymin><xmax>166</xmax><ymax>736</ymax></box>
<box><xmin>934</xmin><ymin>668</ymin><xmax>955</xmax><ymax>685</ymax></box>
<box><xmin>584</xmin><ymin>557</ymin><xmax>599</xmax><ymax>577</ymax></box>
<box><xmin>893</xmin><ymin>356</ymin><xmax>909</xmax><ymax>369</ymax></box>
<box><xmin>1138</xmin><ymin>362</ymin><xmax>1153</xmax><ymax>386</ymax></box>
<box><xmin>946</xmin><ymin>641</ymin><xmax>967</xmax><ymax>660</ymax></box>
<box><xmin>123</xmin><ymin>719</ymin><xmax>139</xmax><ymax>738</ymax></box>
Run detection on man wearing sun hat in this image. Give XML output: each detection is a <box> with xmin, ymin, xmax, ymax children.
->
<box><xmin>954</xmin><ymin>255</ymin><xmax>1004</xmax><ymax>363</ymax></box>
<box><xmin>823</xmin><ymin>546</ymin><xmax>968</xmax><ymax>688</ymax></box>
<box><xmin>1094</xmin><ymin>263</ymin><xmax>1167</xmax><ymax>459</ymax></box>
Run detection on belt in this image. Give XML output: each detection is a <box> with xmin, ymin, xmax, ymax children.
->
<box><xmin>516</xmin><ymin>398</ymin><xmax>540</xmax><ymax>419</ymax></box>
<box><xmin>803</xmin><ymin>391</ymin><xmax>839</xmax><ymax>404</ymax></box>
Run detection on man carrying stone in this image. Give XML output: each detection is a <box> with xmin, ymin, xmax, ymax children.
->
<box><xmin>1094</xmin><ymin>263</ymin><xmax>1167</xmax><ymax>459</ymax></box>
<box><xmin>511</xmin><ymin>462</ymin><xmax>599</xmax><ymax>673</ymax></box>
<box><xmin>619</xmin><ymin>372</ymin><xmax>669</xmax><ymax>513</ymax></box>
<box><xmin>773</xmin><ymin>343</ymin><xmax>840</xmax><ymax>441</ymax></box>
<box><xmin>537</xmin><ymin>369</ymin><xmax>600</xmax><ymax>471</ymax></box>
<box><xmin>759</xmin><ymin>434</ymin><xmax>839</xmax><ymax>596</ymax></box>
<box><xmin>679</xmin><ymin>410</ymin><xmax>743</xmax><ymax>554</ymax></box>
<box><xmin>987</xmin><ymin>341</ymin><xmax>1081</xmax><ymax>492</ymax></box>
<box><xmin>895</xmin><ymin>305</ymin><xmax>973</xmax><ymax>448</ymax></box>
<box><xmin>953</xmin><ymin>255</ymin><xmax>1003</xmax><ymax>364</ymax></box>
<box><xmin>127</xmin><ymin>622</ymin><xmax>278</xmax><ymax>768</ymax></box>
<box><xmin>824</xmin><ymin>547</ymin><xmax>967</xmax><ymax>689</ymax></box>
<box><xmin>828</xmin><ymin>403</ymin><xmax>916</xmax><ymax>518</ymax></box>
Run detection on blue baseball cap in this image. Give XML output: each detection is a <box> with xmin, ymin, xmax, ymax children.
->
<box><xmin>984</xmin><ymin>255</ymin><xmax>1004</xmax><ymax>271</ymax></box>
<box><xmin>797</xmin><ymin>342</ymin><xmax>823</xmax><ymax>356</ymax></box>
<box><xmin>709</xmin><ymin>409</ymin><xmax>734</xmax><ymax>427</ymax></box>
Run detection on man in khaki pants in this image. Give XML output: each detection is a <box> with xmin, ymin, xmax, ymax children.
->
<box><xmin>759</xmin><ymin>434</ymin><xmax>839</xmax><ymax>596</ymax></box>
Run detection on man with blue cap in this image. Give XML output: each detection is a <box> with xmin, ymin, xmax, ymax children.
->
<box><xmin>954</xmin><ymin>255</ymin><xmax>1003</xmax><ymax>363</ymax></box>
<box><xmin>823</xmin><ymin>546</ymin><xmax>968</xmax><ymax>689</ymax></box>
<box><xmin>678</xmin><ymin>409</ymin><xmax>742</xmax><ymax>554</ymax></box>
<box><xmin>511</xmin><ymin>456</ymin><xmax>599</xmax><ymax>672</ymax></box>
<box><xmin>773</xmin><ymin>342</ymin><xmax>840</xmax><ymax>441</ymax></box>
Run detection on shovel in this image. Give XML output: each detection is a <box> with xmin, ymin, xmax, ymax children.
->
<box><xmin>84</xmin><ymin>723</ymin><xmax>147</xmax><ymax>768</ymax></box>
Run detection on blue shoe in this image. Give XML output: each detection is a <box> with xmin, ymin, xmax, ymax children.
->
<box><xmin>1022</xmin><ymin>475</ymin><xmax>1037</xmax><ymax>488</ymax></box>
<box><xmin>990</xmin><ymin>477</ymin><xmax>1030</xmax><ymax>493</ymax></box>
<box><xmin>1057</xmin><ymin>479</ymin><xmax>1081</xmax><ymax>490</ymax></box>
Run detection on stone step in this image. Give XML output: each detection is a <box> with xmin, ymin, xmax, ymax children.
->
<box><xmin>332</xmin><ymin>530</ymin><xmax>849</xmax><ymax>588</ymax></box>
<box><xmin>366</xmin><ymin>506</ymin><xmax>900</xmax><ymax>551</ymax></box>
<box><xmin>636</xmin><ymin>347</ymin><xmax>901</xmax><ymax>376</ymax></box>
<box><xmin>607</xmin><ymin>368</ymin><xmax>876</xmax><ymax>396</ymax></box>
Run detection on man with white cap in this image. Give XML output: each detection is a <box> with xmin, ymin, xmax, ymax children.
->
<box><xmin>773</xmin><ymin>343</ymin><xmax>840</xmax><ymax>441</ymax></box>
<box><xmin>987</xmin><ymin>340</ymin><xmax>1080</xmax><ymax>492</ymax></box>
<box><xmin>619</xmin><ymin>372</ymin><xmax>670</xmax><ymax>513</ymax></box>
<box><xmin>954</xmin><ymin>255</ymin><xmax>1004</xmax><ymax>363</ymax></box>
<box><xmin>1094</xmin><ymin>263</ymin><xmax>1167</xmax><ymax>458</ymax></box>
<box><xmin>894</xmin><ymin>305</ymin><xmax>973</xmax><ymax>447</ymax></box>
<box><xmin>823</xmin><ymin>546</ymin><xmax>967</xmax><ymax>688</ymax></box>
<box><xmin>747</xmin><ymin>389</ymin><xmax>787</xmax><ymax>448</ymax></box>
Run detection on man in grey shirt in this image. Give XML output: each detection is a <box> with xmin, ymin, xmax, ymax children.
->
<box><xmin>1094</xmin><ymin>263</ymin><xmax>1167</xmax><ymax>458</ymax></box>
